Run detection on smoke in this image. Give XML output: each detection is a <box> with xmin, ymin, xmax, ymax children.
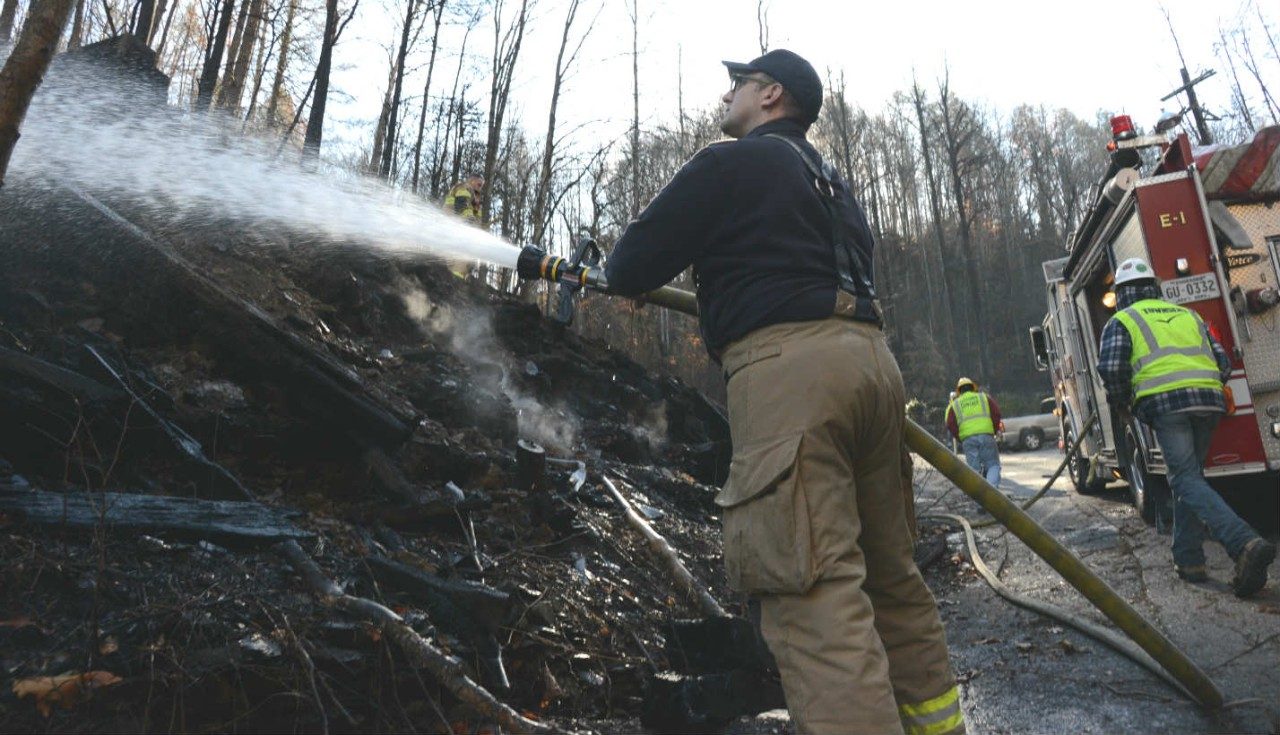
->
<box><xmin>395</xmin><ymin>280</ymin><xmax>579</xmax><ymax>452</ymax></box>
<box><xmin>633</xmin><ymin>401</ymin><xmax>670</xmax><ymax>450</ymax></box>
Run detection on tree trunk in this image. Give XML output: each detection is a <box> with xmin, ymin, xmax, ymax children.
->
<box><xmin>378</xmin><ymin>0</ymin><xmax>419</xmax><ymax>179</ymax></box>
<box><xmin>480</xmin><ymin>0</ymin><xmax>529</xmax><ymax>226</ymax></box>
<box><xmin>937</xmin><ymin>74</ymin><xmax>990</xmax><ymax>380</ymax></box>
<box><xmin>217</xmin><ymin>0</ymin><xmax>258</xmax><ymax>110</ymax></box>
<box><xmin>133</xmin><ymin>0</ymin><xmax>157</xmax><ymax>42</ymax></box>
<box><xmin>154</xmin><ymin>0</ymin><xmax>177</xmax><ymax>56</ymax></box>
<box><xmin>531</xmin><ymin>0</ymin><xmax>581</xmax><ymax>246</ymax></box>
<box><xmin>302</xmin><ymin>0</ymin><xmax>338</xmax><ymax>158</ymax></box>
<box><xmin>242</xmin><ymin>8</ymin><xmax>272</xmax><ymax>124</ymax></box>
<box><xmin>910</xmin><ymin>79</ymin><xmax>962</xmax><ymax>365</ymax></box>
<box><xmin>196</xmin><ymin>0</ymin><xmax>235</xmax><ymax>110</ymax></box>
<box><xmin>66</xmin><ymin>0</ymin><xmax>82</xmax><ymax>48</ymax></box>
<box><xmin>146</xmin><ymin>0</ymin><xmax>167</xmax><ymax>44</ymax></box>
<box><xmin>368</xmin><ymin>58</ymin><xmax>397</xmax><ymax>171</ymax></box>
<box><xmin>628</xmin><ymin>0</ymin><xmax>639</xmax><ymax>218</ymax></box>
<box><xmin>409</xmin><ymin>0</ymin><xmax>443</xmax><ymax>193</ymax></box>
<box><xmin>0</xmin><ymin>0</ymin><xmax>20</xmax><ymax>43</ymax></box>
<box><xmin>431</xmin><ymin>21</ymin><xmax>470</xmax><ymax>196</ymax></box>
<box><xmin>262</xmin><ymin>0</ymin><xmax>295</xmax><ymax>128</ymax></box>
<box><xmin>0</xmin><ymin>0</ymin><xmax>75</xmax><ymax>187</ymax></box>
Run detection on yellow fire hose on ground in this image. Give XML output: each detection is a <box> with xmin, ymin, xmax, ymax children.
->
<box><xmin>515</xmin><ymin>246</ymin><xmax>1226</xmax><ymax>709</ymax></box>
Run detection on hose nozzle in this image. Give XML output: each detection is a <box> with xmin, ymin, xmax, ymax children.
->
<box><xmin>516</xmin><ymin>245</ymin><xmax>608</xmax><ymax>291</ymax></box>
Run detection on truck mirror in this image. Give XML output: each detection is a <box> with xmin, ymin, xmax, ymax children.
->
<box><xmin>1029</xmin><ymin>326</ymin><xmax>1050</xmax><ymax>371</ymax></box>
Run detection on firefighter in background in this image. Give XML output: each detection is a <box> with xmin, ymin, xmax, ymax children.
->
<box><xmin>945</xmin><ymin>377</ymin><xmax>1004</xmax><ymax>488</ymax></box>
<box><xmin>603</xmin><ymin>48</ymin><xmax>962</xmax><ymax>735</ymax></box>
<box><xmin>1098</xmin><ymin>257</ymin><xmax>1275</xmax><ymax>597</ymax></box>
<box><xmin>443</xmin><ymin>174</ymin><xmax>485</xmax><ymax>277</ymax></box>
<box><xmin>444</xmin><ymin>173</ymin><xmax>485</xmax><ymax>223</ymax></box>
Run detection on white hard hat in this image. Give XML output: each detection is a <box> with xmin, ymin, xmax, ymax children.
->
<box><xmin>1114</xmin><ymin>257</ymin><xmax>1156</xmax><ymax>285</ymax></box>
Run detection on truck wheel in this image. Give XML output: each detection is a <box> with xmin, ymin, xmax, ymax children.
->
<box><xmin>1020</xmin><ymin>429</ymin><xmax>1044</xmax><ymax>451</ymax></box>
<box><xmin>1127</xmin><ymin>435</ymin><xmax>1169</xmax><ymax>525</ymax></box>
<box><xmin>1066</xmin><ymin>431</ymin><xmax>1105</xmax><ymax>495</ymax></box>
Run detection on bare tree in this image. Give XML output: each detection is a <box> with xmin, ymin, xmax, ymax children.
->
<box><xmin>369</xmin><ymin>51</ymin><xmax>398</xmax><ymax>170</ymax></box>
<box><xmin>262</xmin><ymin>0</ymin><xmax>294</xmax><ymax>127</ymax></box>
<box><xmin>627</xmin><ymin>0</ymin><xmax>638</xmax><ymax>217</ymax></box>
<box><xmin>0</xmin><ymin>0</ymin><xmax>76</xmax><ymax>186</ymax></box>
<box><xmin>133</xmin><ymin>0</ymin><xmax>157</xmax><ymax>42</ymax></box>
<box><xmin>195</xmin><ymin>0</ymin><xmax>234</xmax><ymax>109</ymax></box>
<box><xmin>302</xmin><ymin>0</ymin><xmax>340</xmax><ymax>157</ymax></box>
<box><xmin>908</xmin><ymin>75</ymin><xmax>961</xmax><ymax>362</ymax></box>
<box><xmin>217</xmin><ymin>0</ymin><xmax>265</xmax><ymax>111</ymax></box>
<box><xmin>530</xmin><ymin>0</ymin><xmax>594</xmax><ymax>245</ymax></box>
<box><xmin>1237</xmin><ymin>27</ymin><xmax>1280</xmax><ymax>123</ymax></box>
<box><xmin>0</xmin><ymin>0</ymin><xmax>21</xmax><ymax>43</ymax></box>
<box><xmin>937</xmin><ymin>69</ymin><xmax>991</xmax><ymax>379</ymax></box>
<box><xmin>755</xmin><ymin>0</ymin><xmax>767</xmax><ymax>54</ymax></box>
<box><xmin>379</xmin><ymin>0</ymin><xmax>426</xmax><ymax>179</ymax></box>
<box><xmin>1216</xmin><ymin>29</ymin><xmax>1254</xmax><ymax>134</ymax></box>
<box><xmin>66</xmin><ymin>0</ymin><xmax>84</xmax><ymax>48</ymax></box>
<box><xmin>409</xmin><ymin>0</ymin><xmax>444</xmax><ymax>192</ymax></box>
<box><xmin>479</xmin><ymin>0</ymin><xmax>530</xmax><ymax>224</ymax></box>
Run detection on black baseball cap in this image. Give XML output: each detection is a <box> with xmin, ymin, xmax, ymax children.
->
<box><xmin>722</xmin><ymin>49</ymin><xmax>823</xmax><ymax>125</ymax></box>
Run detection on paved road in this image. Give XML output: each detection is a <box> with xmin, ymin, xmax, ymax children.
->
<box><xmin>924</xmin><ymin>446</ymin><xmax>1279</xmax><ymax>734</ymax></box>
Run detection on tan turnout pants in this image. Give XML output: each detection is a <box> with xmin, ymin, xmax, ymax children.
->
<box><xmin>717</xmin><ymin>317</ymin><xmax>963</xmax><ymax>735</ymax></box>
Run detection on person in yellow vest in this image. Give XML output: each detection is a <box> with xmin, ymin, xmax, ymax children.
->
<box><xmin>444</xmin><ymin>173</ymin><xmax>485</xmax><ymax>223</ymax></box>
<box><xmin>1098</xmin><ymin>257</ymin><xmax>1274</xmax><ymax>597</ymax></box>
<box><xmin>945</xmin><ymin>377</ymin><xmax>1003</xmax><ymax>487</ymax></box>
<box><xmin>442</xmin><ymin>174</ymin><xmax>485</xmax><ymax>276</ymax></box>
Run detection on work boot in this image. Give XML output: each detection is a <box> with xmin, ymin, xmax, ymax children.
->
<box><xmin>1231</xmin><ymin>538</ymin><xmax>1276</xmax><ymax>598</ymax></box>
<box><xmin>1175</xmin><ymin>564</ymin><xmax>1207</xmax><ymax>583</ymax></box>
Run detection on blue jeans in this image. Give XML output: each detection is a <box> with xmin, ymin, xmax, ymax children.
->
<box><xmin>961</xmin><ymin>433</ymin><xmax>1001</xmax><ymax>488</ymax></box>
<box><xmin>1150</xmin><ymin>411</ymin><xmax>1258</xmax><ymax>567</ymax></box>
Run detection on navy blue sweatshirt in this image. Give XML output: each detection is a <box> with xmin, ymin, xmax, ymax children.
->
<box><xmin>604</xmin><ymin>118</ymin><xmax>851</xmax><ymax>357</ymax></box>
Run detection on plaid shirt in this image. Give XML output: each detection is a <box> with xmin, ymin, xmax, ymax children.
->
<box><xmin>1098</xmin><ymin>283</ymin><xmax>1231</xmax><ymax>423</ymax></box>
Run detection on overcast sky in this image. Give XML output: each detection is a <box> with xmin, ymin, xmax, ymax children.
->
<box><xmin>328</xmin><ymin>0</ymin><xmax>1277</xmax><ymax>157</ymax></box>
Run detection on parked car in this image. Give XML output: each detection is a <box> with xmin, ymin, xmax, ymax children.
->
<box><xmin>998</xmin><ymin>397</ymin><xmax>1061</xmax><ymax>451</ymax></box>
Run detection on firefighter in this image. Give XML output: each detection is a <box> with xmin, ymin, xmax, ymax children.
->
<box><xmin>444</xmin><ymin>173</ymin><xmax>485</xmax><ymax>223</ymax></box>
<box><xmin>1098</xmin><ymin>257</ymin><xmax>1275</xmax><ymax>597</ymax></box>
<box><xmin>604</xmin><ymin>49</ymin><xmax>962</xmax><ymax>735</ymax></box>
<box><xmin>442</xmin><ymin>174</ymin><xmax>485</xmax><ymax>276</ymax></box>
<box><xmin>944</xmin><ymin>377</ymin><xmax>1003</xmax><ymax>488</ymax></box>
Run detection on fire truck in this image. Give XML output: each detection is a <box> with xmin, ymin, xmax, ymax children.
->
<box><xmin>1030</xmin><ymin>118</ymin><xmax>1280</xmax><ymax>523</ymax></box>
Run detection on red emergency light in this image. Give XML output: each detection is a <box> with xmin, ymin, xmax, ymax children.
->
<box><xmin>1110</xmin><ymin>114</ymin><xmax>1137</xmax><ymax>140</ymax></box>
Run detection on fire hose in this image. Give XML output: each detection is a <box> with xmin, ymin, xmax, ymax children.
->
<box><xmin>516</xmin><ymin>243</ymin><xmax>1226</xmax><ymax>709</ymax></box>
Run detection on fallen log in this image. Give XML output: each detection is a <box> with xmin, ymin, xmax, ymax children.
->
<box><xmin>85</xmin><ymin>344</ymin><xmax>255</xmax><ymax>501</ymax></box>
<box><xmin>367</xmin><ymin>554</ymin><xmax>511</xmax><ymax>691</ymax></box>
<box><xmin>0</xmin><ymin>346</ymin><xmax>125</xmax><ymax>405</ymax></box>
<box><xmin>0</xmin><ymin>486</ymin><xmax>310</xmax><ymax>545</ymax></box>
<box><xmin>601</xmin><ymin>475</ymin><xmax>726</xmax><ymax>618</ymax></box>
<box><xmin>365</xmin><ymin>555</ymin><xmax>512</xmax><ymax>632</ymax></box>
<box><xmin>276</xmin><ymin>540</ymin><xmax>554</xmax><ymax>735</ymax></box>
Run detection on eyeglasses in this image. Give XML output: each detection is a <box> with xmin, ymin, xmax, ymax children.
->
<box><xmin>729</xmin><ymin>73</ymin><xmax>774</xmax><ymax>93</ymax></box>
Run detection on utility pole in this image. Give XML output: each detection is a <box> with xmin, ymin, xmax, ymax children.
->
<box><xmin>1161</xmin><ymin>68</ymin><xmax>1216</xmax><ymax>145</ymax></box>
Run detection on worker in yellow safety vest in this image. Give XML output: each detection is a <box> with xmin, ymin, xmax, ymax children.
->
<box><xmin>444</xmin><ymin>173</ymin><xmax>485</xmax><ymax>223</ymax></box>
<box><xmin>945</xmin><ymin>377</ymin><xmax>1003</xmax><ymax>487</ymax></box>
<box><xmin>442</xmin><ymin>174</ymin><xmax>485</xmax><ymax>277</ymax></box>
<box><xmin>1098</xmin><ymin>257</ymin><xmax>1274</xmax><ymax>597</ymax></box>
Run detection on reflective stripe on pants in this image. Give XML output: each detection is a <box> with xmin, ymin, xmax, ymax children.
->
<box><xmin>900</xmin><ymin>686</ymin><xmax>964</xmax><ymax>735</ymax></box>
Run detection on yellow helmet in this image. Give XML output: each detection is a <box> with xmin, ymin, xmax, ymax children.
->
<box><xmin>956</xmin><ymin>377</ymin><xmax>977</xmax><ymax>391</ymax></box>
